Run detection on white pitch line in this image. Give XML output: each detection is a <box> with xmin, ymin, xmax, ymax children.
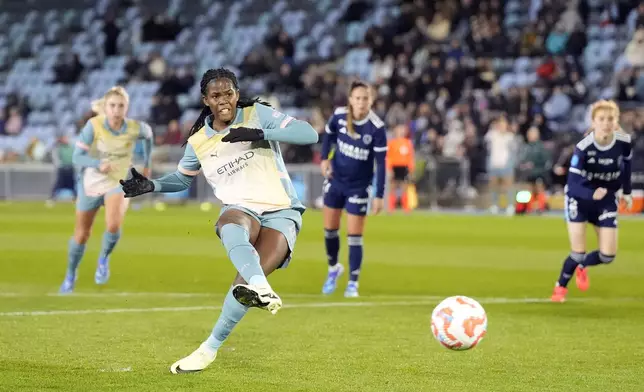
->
<box><xmin>0</xmin><ymin>291</ymin><xmax>640</xmax><ymax>303</ymax></box>
<box><xmin>0</xmin><ymin>297</ymin><xmax>568</xmax><ymax>317</ymax></box>
<box><xmin>0</xmin><ymin>292</ymin><xmax>326</xmax><ymax>299</ymax></box>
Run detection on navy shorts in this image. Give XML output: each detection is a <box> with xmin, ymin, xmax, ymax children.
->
<box><xmin>564</xmin><ymin>193</ymin><xmax>618</xmax><ymax>228</ymax></box>
<box><xmin>323</xmin><ymin>179</ymin><xmax>370</xmax><ymax>216</ymax></box>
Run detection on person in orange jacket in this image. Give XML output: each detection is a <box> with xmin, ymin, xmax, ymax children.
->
<box><xmin>387</xmin><ymin>124</ymin><xmax>415</xmax><ymax>211</ymax></box>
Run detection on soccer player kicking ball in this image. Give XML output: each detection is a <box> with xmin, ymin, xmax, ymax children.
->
<box><xmin>119</xmin><ymin>68</ymin><xmax>318</xmax><ymax>373</ymax></box>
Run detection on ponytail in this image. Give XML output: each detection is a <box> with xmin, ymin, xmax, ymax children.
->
<box><xmin>91</xmin><ymin>98</ymin><xmax>105</xmax><ymax>116</ymax></box>
<box><xmin>346</xmin><ymin>102</ymin><xmax>355</xmax><ymax>138</ymax></box>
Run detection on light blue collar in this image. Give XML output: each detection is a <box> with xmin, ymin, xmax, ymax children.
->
<box><xmin>103</xmin><ymin>118</ymin><xmax>127</xmax><ymax>134</ymax></box>
<box><xmin>205</xmin><ymin>108</ymin><xmax>243</xmax><ymax>138</ymax></box>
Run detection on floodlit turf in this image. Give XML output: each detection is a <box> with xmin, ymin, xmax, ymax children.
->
<box><xmin>1</xmin><ymin>202</ymin><xmax>643</xmax><ymax>391</ymax></box>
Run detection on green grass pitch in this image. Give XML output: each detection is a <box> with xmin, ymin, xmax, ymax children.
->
<box><xmin>1</xmin><ymin>202</ymin><xmax>643</xmax><ymax>391</ymax></box>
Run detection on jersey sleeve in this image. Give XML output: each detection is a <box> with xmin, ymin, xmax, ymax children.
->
<box><xmin>138</xmin><ymin>121</ymin><xmax>154</xmax><ymax>168</ymax></box>
<box><xmin>325</xmin><ymin>113</ymin><xmax>339</xmax><ymax>135</ymax></box>
<box><xmin>372</xmin><ymin>126</ymin><xmax>388</xmax><ymax>154</ymax></box>
<box><xmin>321</xmin><ymin>114</ymin><xmax>339</xmax><ymax>160</ymax></box>
<box><xmin>255</xmin><ymin>103</ymin><xmax>318</xmax><ymax>145</ymax></box>
<box><xmin>622</xmin><ymin>140</ymin><xmax>633</xmax><ymax>194</ymax></box>
<box><xmin>566</xmin><ymin>147</ymin><xmax>594</xmax><ymax>200</ymax></box>
<box><xmin>177</xmin><ymin>143</ymin><xmax>201</xmax><ymax>176</ymax></box>
<box><xmin>152</xmin><ymin>171</ymin><xmax>194</xmax><ymax>193</ymax></box>
<box><xmin>373</xmin><ymin>126</ymin><xmax>388</xmax><ymax>199</ymax></box>
<box><xmin>255</xmin><ymin>103</ymin><xmax>295</xmax><ymax>130</ymax></box>
<box><xmin>75</xmin><ymin>121</ymin><xmax>95</xmax><ymax>151</ymax></box>
<box><xmin>624</xmin><ymin>140</ymin><xmax>633</xmax><ymax>161</ymax></box>
<box><xmin>72</xmin><ymin>121</ymin><xmax>101</xmax><ymax>168</ymax></box>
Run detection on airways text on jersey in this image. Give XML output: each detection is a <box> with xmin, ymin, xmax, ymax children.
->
<box><xmin>215</xmin><ymin>151</ymin><xmax>255</xmax><ymax>176</ymax></box>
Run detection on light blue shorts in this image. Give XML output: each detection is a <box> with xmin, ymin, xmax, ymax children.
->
<box><xmin>217</xmin><ymin>205</ymin><xmax>303</xmax><ymax>268</ymax></box>
<box><xmin>76</xmin><ymin>182</ymin><xmax>123</xmax><ymax>212</ymax></box>
<box><xmin>487</xmin><ymin>165</ymin><xmax>515</xmax><ymax>178</ymax></box>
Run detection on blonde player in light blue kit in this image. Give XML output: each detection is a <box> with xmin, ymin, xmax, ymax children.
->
<box><xmin>120</xmin><ymin>68</ymin><xmax>318</xmax><ymax>374</ymax></box>
<box><xmin>59</xmin><ymin>86</ymin><xmax>153</xmax><ymax>293</ymax></box>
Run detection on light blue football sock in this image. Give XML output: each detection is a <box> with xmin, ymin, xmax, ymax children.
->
<box><xmin>204</xmin><ymin>287</ymin><xmax>249</xmax><ymax>351</ymax></box>
<box><xmin>66</xmin><ymin>238</ymin><xmax>86</xmax><ymax>277</ymax></box>
<box><xmin>220</xmin><ymin>223</ymin><xmax>267</xmax><ymax>286</ymax></box>
<box><xmin>99</xmin><ymin>230</ymin><xmax>121</xmax><ymax>261</ymax></box>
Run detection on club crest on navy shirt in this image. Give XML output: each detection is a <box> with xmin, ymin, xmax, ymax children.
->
<box><xmin>568</xmin><ymin>131</ymin><xmax>632</xmax><ymax>193</ymax></box>
<box><xmin>325</xmin><ymin>107</ymin><xmax>388</xmax><ymax>189</ymax></box>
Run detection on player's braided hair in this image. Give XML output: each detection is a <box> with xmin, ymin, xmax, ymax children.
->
<box><xmin>346</xmin><ymin>80</ymin><xmax>370</xmax><ymax>138</ymax></box>
<box><xmin>184</xmin><ymin>67</ymin><xmax>271</xmax><ymax>146</ymax></box>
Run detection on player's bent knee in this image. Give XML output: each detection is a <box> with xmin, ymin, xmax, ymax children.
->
<box><xmin>220</xmin><ymin>224</ymin><xmax>251</xmax><ymax>253</ymax></box>
<box><xmin>105</xmin><ymin>223</ymin><xmax>121</xmax><ymax>234</ymax></box>
<box><xmin>74</xmin><ymin>230</ymin><xmax>91</xmax><ymax>244</ymax></box>
<box><xmin>599</xmin><ymin>253</ymin><xmax>615</xmax><ymax>264</ymax></box>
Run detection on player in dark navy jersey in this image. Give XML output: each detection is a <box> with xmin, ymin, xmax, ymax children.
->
<box><xmin>551</xmin><ymin>100</ymin><xmax>633</xmax><ymax>302</ymax></box>
<box><xmin>319</xmin><ymin>81</ymin><xmax>387</xmax><ymax>297</ymax></box>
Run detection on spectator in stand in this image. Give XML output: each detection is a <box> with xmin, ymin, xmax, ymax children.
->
<box><xmin>485</xmin><ymin>116</ymin><xmax>518</xmax><ymax>214</ymax></box>
<box><xmin>625</xmin><ymin>28</ymin><xmax>644</xmax><ymax>67</ymax></box>
<box><xmin>4</xmin><ymin>107</ymin><xmax>23</xmax><ymax>136</ymax></box>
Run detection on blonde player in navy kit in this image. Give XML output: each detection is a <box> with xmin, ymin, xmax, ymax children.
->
<box><xmin>551</xmin><ymin>100</ymin><xmax>633</xmax><ymax>302</ymax></box>
<box><xmin>319</xmin><ymin>81</ymin><xmax>387</xmax><ymax>298</ymax></box>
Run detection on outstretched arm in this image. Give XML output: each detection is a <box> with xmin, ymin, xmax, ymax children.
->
<box><xmin>256</xmin><ymin>104</ymin><xmax>319</xmax><ymax>145</ymax></box>
<box><xmin>121</xmin><ymin>144</ymin><xmax>200</xmax><ymax>197</ymax></box>
<box><xmin>151</xmin><ymin>171</ymin><xmax>195</xmax><ymax>193</ymax></box>
<box><xmin>152</xmin><ymin>143</ymin><xmax>200</xmax><ymax>192</ymax></box>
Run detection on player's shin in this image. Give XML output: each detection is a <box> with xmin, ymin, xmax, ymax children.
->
<box><xmin>66</xmin><ymin>238</ymin><xmax>86</xmax><ymax>278</ymax></box>
<box><xmin>345</xmin><ymin>234</ymin><xmax>363</xmax><ymax>297</ymax></box>
<box><xmin>60</xmin><ymin>238</ymin><xmax>86</xmax><ymax>293</ymax></box>
<box><xmin>348</xmin><ymin>235</ymin><xmax>363</xmax><ymax>281</ymax></box>
<box><xmin>205</xmin><ymin>287</ymin><xmax>249</xmax><ymax>351</ymax></box>
<box><xmin>98</xmin><ymin>230</ymin><xmax>121</xmax><ymax>261</ymax></box>
<box><xmin>557</xmin><ymin>251</ymin><xmax>585</xmax><ymax>287</ymax></box>
<box><xmin>324</xmin><ymin>229</ymin><xmax>340</xmax><ymax>267</ymax></box>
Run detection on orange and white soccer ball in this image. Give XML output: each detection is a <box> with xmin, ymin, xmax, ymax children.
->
<box><xmin>431</xmin><ymin>296</ymin><xmax>487</xmax><ymax>350</ymax></box>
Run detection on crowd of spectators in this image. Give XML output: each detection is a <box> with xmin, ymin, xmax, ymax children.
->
<box><xmin>2</xmin><ymin>0</ymin><xmax>644</xmax><ymax>198</ymax></box>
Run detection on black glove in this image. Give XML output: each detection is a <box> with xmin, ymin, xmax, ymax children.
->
<box><xmin>119</xmin><ymin>168</ymin><xmax>154</xmax><ymax>198</ymax></box>
<box><xmin>222</xmin><ymin>127</ymin><xmax>265</xmax><ymax>143</ymax></box>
